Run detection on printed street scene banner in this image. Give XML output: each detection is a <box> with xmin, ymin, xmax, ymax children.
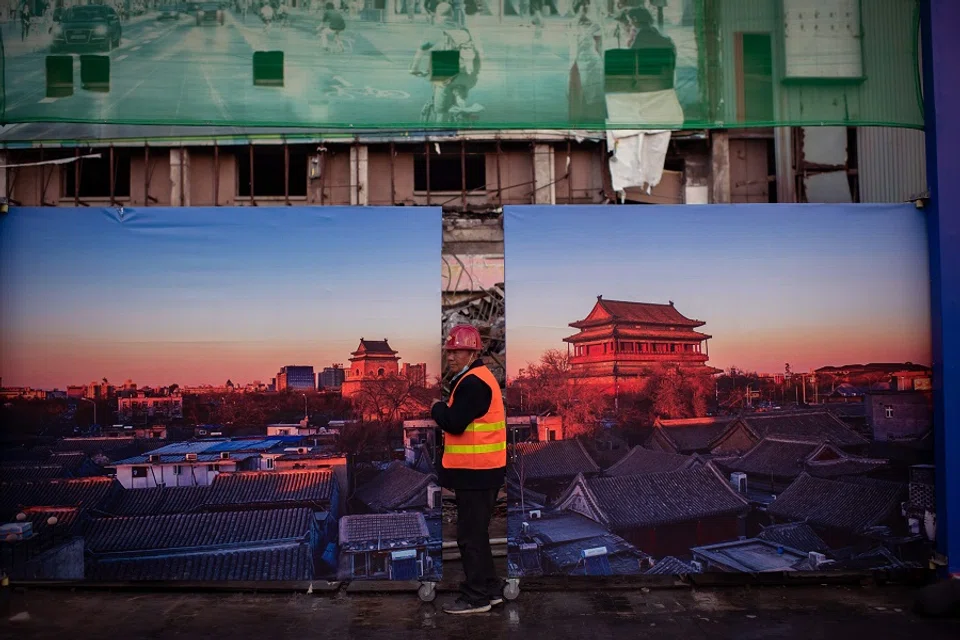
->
<box><xmin>0</xmin><ymin>1</ymin><xmax>922</xmax><ymax>129</ymax></box>
<box><xmin>0</xmin><ymin>205</ymin><xmax>444</xmax><ymax>584</ymax></box>
<box><xmin>504</xmin><ymin>204</ymin><xmax>937</xmax><ymax>577</ymax></box>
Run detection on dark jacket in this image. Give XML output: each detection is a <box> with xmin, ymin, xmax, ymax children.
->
<box><xmin>431</xmin><ymin>359</ymin><xmax>505</xmax><ymax>491</ymax></box>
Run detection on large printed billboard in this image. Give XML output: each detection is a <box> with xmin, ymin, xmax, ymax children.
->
<box><xmin>0</xmin><ymin>205</ymin><xmax>443</xmax><ymax>583</ymax></box>
<box><xmin>0</xmin><ymin>1</ymin><xmax>923</xmax><ymax>130</ymax></box>
<box><xmin>504</xmin><ymin>204</ymin><xmax>937</xmax><ymax>577</ymax></box>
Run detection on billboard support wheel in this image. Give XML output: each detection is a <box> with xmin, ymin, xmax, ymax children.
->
<box><xmin>503</xmin><ymin>579</ymin><xmax>520</xmax><ymax>601</ymax></box>
<box><xmin>418</xmin><ymin>582</ymin><xmax>437</xmax><ymax>602</ymax></box>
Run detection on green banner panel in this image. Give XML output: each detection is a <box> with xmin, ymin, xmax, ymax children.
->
<box><xmin>0</xmin><ymin>0</ymin><xmax>922</xmax><ymax>130</ymax></box>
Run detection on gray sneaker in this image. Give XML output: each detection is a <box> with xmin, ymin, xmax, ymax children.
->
<box><xmin>443</xmin><ymin>598</ymin><xmax>492</xmax><ymax>614</ymax></box>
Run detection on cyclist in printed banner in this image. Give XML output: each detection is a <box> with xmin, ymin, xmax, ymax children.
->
<box><xmin>317</xmin><ymin>2</ymin><xmax>347</xmax><ymax>53</ymax></box>
<box><xmin>409</xmin><ymin>2</ymin><xmax>484</xmax><ymax>123</ymax></box>
<box><xmin>260</xmin><ymin>1</ymin><xmax>274</xmax><ymax>31</ymax></box>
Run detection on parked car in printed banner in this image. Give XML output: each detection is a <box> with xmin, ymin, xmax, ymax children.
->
<box><xmin>51</xmin><ymin>5</ymin><xmax>123</xmax><ymax>53</ymax></box>
<box><xmin>158</xmin><ymin>6</ymin><xmax>181</xmax><ymax>21</ymax></box>
<box><xmin>196</xmin><ymin>2</ymin><xmax>225</xmax><ymax>25</ymax></box>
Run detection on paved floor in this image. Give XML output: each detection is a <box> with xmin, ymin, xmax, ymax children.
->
<box><xmin>1</xmin><ymin>10</ymin><xmax>702</xmax><ymax>127</ymax></box>
<box><xmin>2</xmin><ymin>583</ymin><xmax>959</xmax><ymax>639</ymax></box>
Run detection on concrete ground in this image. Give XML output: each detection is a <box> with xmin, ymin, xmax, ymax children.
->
<box><xmin>3</xmin><ymin>583</ymin><xmax>960</xmax><ymax>639</ymax></box>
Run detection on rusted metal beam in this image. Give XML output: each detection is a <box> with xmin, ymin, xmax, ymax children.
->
<box><xmin>284</xmin><ymin>142</ymin><xmax>290</xmax><ymax>206</ymax></box>
<box><xmin>179</xmin><ymin>146</ymin><xmax>187</xmax><ymax>207</ymax></box>
<box><xmin>353</xmin><ymin>137</ymin><xmax>361</xmax><ymax>206</ymax></box>
<box><xmin>495</xmin><ymin>137</ymin><xmax>503</xmax><ymax>207</ymax></box>
<box><xmin>214</xmin><ymin>143</ymin><xmax>220</xmax><ymax>207</ymax></box>
<box><xmin>461</xmin><ymin>139</ymin><xmax>467</xmax><ymax>209</ymax></box>
<box><xmin>144</xmin><ymin>144</ymin><xmax>150</xmax><ymax>206</ymax></box>
<box><xmin>109</xmin><ymin>144</ymin><xmax>116</xmax><ymax>206</ymax></box>
<box><xmin>389</xmin><ymin>141</ymin><xmax>396</xmax><ymax>205</ymax></box>
<box><xmin>425</xmin><ymin>140</ymin><xmax>431</xmax><ymax>206</ymax></box>
<box><xmin>74</xmin><ymin>147</ymin><xmax>80</xmax><ymax>207</ymax></box>
<box><xmin>319</xmin><ymin>149</ymin><xmax>326</xmax><ymax>205</ymax></box>
<box><xmin>248</xmin><ymin>144</ymin><xmax>256</xmax><ymax>206</ymax></box>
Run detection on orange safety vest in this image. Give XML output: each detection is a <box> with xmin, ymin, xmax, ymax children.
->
<box><xmin>441</xmin><ymin>364</ymin><xmax>506</xmax><ymax>470</ymax></box>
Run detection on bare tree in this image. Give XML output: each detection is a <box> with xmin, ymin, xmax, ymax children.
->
<box><xmin>514</xmin><ymin>349</ymin><xmax>608</xmax><ymax>433</ymax></box>
<box><xmin>351</xmin><ymin>374</ymin><xmax>427</xmax><ymax>423</ymax></box>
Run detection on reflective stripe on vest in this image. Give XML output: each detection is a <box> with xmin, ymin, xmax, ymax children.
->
<box><xmin>442</xmin><ymin>364</ymin><xmax>506</xmax><ymax>470</ymax></box>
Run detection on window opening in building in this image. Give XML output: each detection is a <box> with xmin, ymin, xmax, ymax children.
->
<box><xmin>414</xmin><ymin>146</ymin><xmax>486</xmax><ymax>192</ymax></box>
<box><xmin>63</xmin><ymin>150</ymin><xmax>131</xmax><ymax>199</ymax></box>
<box><xmin>237</xmin><ymin>146</ymin><xmax>309</xmax><ymax>198</ymax></box>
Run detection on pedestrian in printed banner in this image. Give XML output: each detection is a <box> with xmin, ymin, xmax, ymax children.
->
<box><xmin>568</xmin><ymin>0</ymin><xmax>605</xmax><ymax>124</ymax></box>
<box><xmin>20</xmin><ymin>3</ymin><xmax>31</xmax><ymax>41</ymax></box>
<box><xmin>318</xmin><ymin>2</ymin><xmax>346</xmax><ymax>52</ymax></box>
<box><xmin>409</xmin><ymin>2</ymin><xmax>483</xmax><ymax>123</ymax></box>
<box><xmin>431</xmin><ymin>324</ymin><xmax>506</xmax><ymax>615</ymax></box>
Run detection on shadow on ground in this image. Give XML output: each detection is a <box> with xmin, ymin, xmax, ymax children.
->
<box><xmin>2</xmin><ymin>582</ymin><xmax>959</xmax><ymax>640</ymax></box>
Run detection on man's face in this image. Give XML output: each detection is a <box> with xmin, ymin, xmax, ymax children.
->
<box><xmin>446</xmin><ymin>348</ymin><xmax>477</xmax><ymax>373</ymax></box>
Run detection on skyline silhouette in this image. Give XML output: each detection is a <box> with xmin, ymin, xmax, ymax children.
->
<box><xmin>0</xmin><ymin>206</ymin><xmax>441</xmax><ymax>389</ymax></box>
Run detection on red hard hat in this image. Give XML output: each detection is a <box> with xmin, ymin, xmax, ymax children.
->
<box><xmin>444</xmin><ymin>324</ymin><xmax>482</xmax><ymax>351</ymax></box>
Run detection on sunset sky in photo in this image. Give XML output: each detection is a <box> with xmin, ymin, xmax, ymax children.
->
<box><xmin>0</xmin><ymin>207</ymin><xmax>440</xmax><ymax>389</ymax></box>
<box><xmin>505</xmin><ymin>204</ymin><xmax>933</xmax><ymax>379</ymax></box>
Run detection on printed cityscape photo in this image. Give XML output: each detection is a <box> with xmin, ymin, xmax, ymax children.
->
<box><xmin>504</xmin><ymin>204</ymin><xmax>938</xmax><ymax>577</ymax></box>
<box><xmin>0</xmin><ymin>205</ymin><xmax>444</xmax><ymax>583</ymax></box>
<box><xmin>2</xmin><ymin>0</ymin><xmax>703</xmax><ymax>128</ymax></box>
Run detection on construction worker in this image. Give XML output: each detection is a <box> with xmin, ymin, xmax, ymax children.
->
<box><xmin>432</xmin><ymin>323</ymin><xmax>506</xmax><ymax>614</ymax></box>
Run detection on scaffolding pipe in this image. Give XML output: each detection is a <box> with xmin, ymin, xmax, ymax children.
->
<box><xmin>495</xmin><ymin>137</ymin><xmax>503</xmax><ymax>206</ymax></box>
<box><xmin>425</xmin><ymin>140</ymin><xmax>431</xmax><ymax>205</ymax></box>
<box><xmin>74</xmin><ymin>147</ymin><xmax>80</xmax><ymax>207</ymax></box>
<box><xmin>461</xmin><ymin>139</ymin><xmax>467</xmax><ymax>209</ymax></box>
<box><xmin>390</xmin><ymin>141</ymin><xmax>396</xmax><ymax>205</ymax></box>
<box><xmin>213</xmin><ymin>143</ymin><xmax>219</xmax><ymax>207</ymax></box>
<box><xmin>144</xmin><ymin>144</ymin><xmax>150</xmax><ymax>207</ymax></box>
<box><xmin>284</xmin><ymin>142</ymin><xmax>290</xmax><ymax>206</ymax></box>
<box><xmin>180</xmin><ymin>146</ymin><xmax>186</xmax><ymax>207</ymax></box>
<box><xmin>567</xmin><ymin>139</ymin><xmax>573</xmax><ymax>203</ymax></box>
<box><xmin>109</xmin><ymin>144</ymin><xmax>115</xmax><ymax>207</ymax></box>
<box><xmin>248</xmin><ymin>144</ymin><xmax>255</xmax><ymax>207</ymax></box>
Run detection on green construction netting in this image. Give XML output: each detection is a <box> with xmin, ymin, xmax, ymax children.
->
<box><xmin>0</xmin><ymin>0</ymin><xmax>923</xmax><ymax>130</ymax></box>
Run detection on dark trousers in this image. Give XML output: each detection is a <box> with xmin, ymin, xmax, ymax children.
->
<box><xmin>455</xmin><ymin>487</ymin><xmax>501</xmax><ymax>605</ymax></box>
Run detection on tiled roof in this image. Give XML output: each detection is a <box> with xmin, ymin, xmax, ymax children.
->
<box><xmin>569</xmin><ymin>464</ymin><xmax>750</xmax><ymax>529</ymax></box>
<box><xmin>339</xmin><ymin>512</ymin><xmax>430</xmax><ymax>547</ymax></box>
<box><xmin>766</xmin><ymin>474</ymin><xmax>904</xmax><ymax>533</ymax></box>
<box><xmin>104</xmin><ymin>486</ymin><xmax>212</xmax><ymax>517</ymax></box>
<box><xmin>565</xmin><ymin>326</ymin><xmax>710</xmax><ymax>342</ymax></box>
<box><xmin>506</xmin><ymin>477</ymin><xmax>548</xmax><ymax>509</ymax></box>
<box><xmin>84</xmin><ymin>508</ymin><xmax>314</xmax><ymax>554</ymax></box>
<box><xmin>7</xmin><ymin>506</ymin><xmax>84</xmax><ymax>539</ymax></box>
<box><xmin>740</xmin><ymin>412</ymin><xmax>868</xmax><ymax>447</ymax></box>
<box><xmin>649</xmin><ymin>417</ymin><xmax>738</xmax><ymax>453</ymax></box>
<box><xmin>604</xmin><ymin>447</ymin><xmax>698</xmax><ymax>476</ymax></box>
<box><xmin>113</xmin><ymin>453</ymin><xmax>260</xmax><ymax>465</ymax></box>
<box><xmin>578</xmin><ymin>298</ymin><xmax>704</xmax><ymax>327</ymax></box>
<box><xmin>204</xmin><ymin>470</ymin><xmax>335</xmax><ymax>509</ymax></box>
<box><xmin>514</xmin><ymin>440</ymin><xmax>601</xmax><ymax>481</ymax></box>
<box><xmin>0</xmin><ymin>477</ymin><xmax>120</xmax><ymax>521</ymax></box>
<box><xmin>353</xmin><ymin>339</ymin><xmax>397</xmax><ymax>355</ymax></box>
<box><xmin>353</xmin><ymin>461</ymin><xmax>437</xmax><ymax>512</ymax></box>
<box><xmin>645</xmin><ymin>556</ymin><xmax>700</xmax><ymax>575</ymax></box>
<box><xmin>522</xmin><ymin>512</ymin><xmax>613</xmax><ymax>545</ymax></box>
<box><xmin>88</xmin><ymin>543</ymin><xmax>313</xmax><ymax>581</ymax></box>
<box><xmin>691</xmin><ymin>539</ymin><xmax>807</xmax><ymax>572</ymax></box>
<box><xmin>143</xmin><ymin>438</ymin><xmax>290</xmax><ymax>456</ymax></box>
<box><xmin>756</xmin><ymin>522</ymin><xmax>830</xmax><ymax>553</ymax></box>
<box><xmin>0</xmin><ymin>465</ymin><xmax>69</xmax><ymax>481</ymax></box>
<box><xmin>53</xmin><ymin>437</ymin><xmax>137</xmax><ymax>452</ymax></box>
<box><xmin>47</xmin><ymin>453</ymin><xmax>92</xmax><ymax>472</ymax></box>
<box><xmin>541</xmin><ymin>534</ymin><xmax>650</xmax><ymax>575</ymax></box>
<box><xmin>721</xmin><ymin>438</ymin><xmax>887</xmax><ymax>480</ymax></box>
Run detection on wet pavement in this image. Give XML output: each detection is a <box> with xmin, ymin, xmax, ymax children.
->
<box><xmin>2</xmin><ymin>583</ymin><xmax>959</xmax><ymax>639</ymax></box>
